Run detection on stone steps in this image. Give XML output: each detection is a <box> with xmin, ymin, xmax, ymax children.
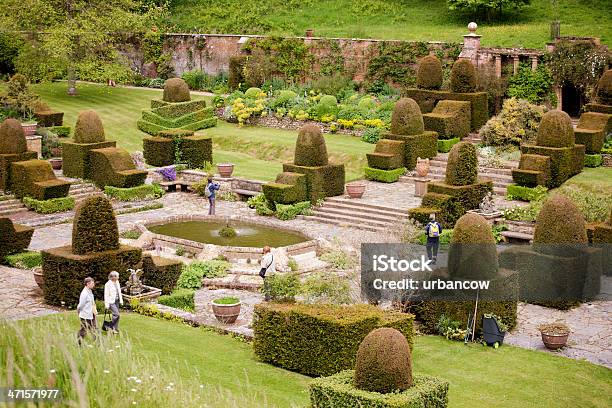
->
<box><xmin>302</xmin><ymin>197</ymin><xmax>408</xmax><ymax>232</ymax></box>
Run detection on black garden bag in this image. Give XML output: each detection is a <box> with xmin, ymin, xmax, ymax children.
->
<box><xmin>101</xmin><ymin>310</ymin><xmax>113</xmax><ymax>332</ymax></box>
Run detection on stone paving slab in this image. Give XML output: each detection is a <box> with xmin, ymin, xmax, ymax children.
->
<box><xmin>0</xmin><ymin>265</ymin><xmax>59</xmax><ymax>321</ymax></box>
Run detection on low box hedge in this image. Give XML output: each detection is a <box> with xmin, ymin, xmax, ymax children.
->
<box><xmin>364</xmin><ymin>166</ymin><xmax>406</xmax><ymax>183</ymax></box>
<box><xmin>282</xmin><ymin>163</ymin><xmax>345</xmax><ymax>203</ymax></box>
<box><xmin>408</xmin><ymin>207</ymin><xmax>440</xmax><ymax>226</ymax></box>
<box><xmin>505</xmin><ymin>184</ymin><xmax>547</xmax><ymax>202</ymax></box>
<box><xmin>35</xmin><ymin>110</ymin><xmax>64</xmax><ymax>127</ymax></box>
<box><xmin>22</xmin><ymin>196</ymin><xmax>75</xmax><ymax>214</ymax></box>
<box><xmin>181</xmin><ymin>135</ymin><xmax>212</xmax><ymax>169</ymax></box>
<box><xmin>61</xmin><ymin>140</ymin><xmax>116</xmax><ymax>179</ymax></box>
<box><xmin>584</xmin><ymin>154</ymin><xmax>603</xmax><ymax>168</ymax></box>
<box><xmin>104</xmin><ymin>184</ymin><xmax>163</xmax><ymax>202</ymax></box>
<box><xmin>427</xmin><ymin>180</ymin><xmax>492</xmax><ymax>211</ymax></box>
<box><xmin>0</xmin><ymin>218</ymin><xmax>34</xmax><ymax>259</ymax></box>
<box><xmin>437</xmin><ymin>137</ymin><xmax>460</xmax><ymax>153</ymax></box>
<box><xmin>0</xmin><ymin>151</ymin><xmax>38</xmax><ymax>191</ymax></box>
<box><xmin>385</xmin><ymin>131</ymin><xmax>438</xmax><ymax>170</ymax></box>
<box><xmin>10</xmin><ymin>160</ymin><xmax>71</xmax><ymax>200</ymax></box>
<box><xmin>143</xmin><ymin>136</ymin><xmax>174</xmax><ymax>167</ymax></box>
<box><xmin>141</xmin><ymin>254</ymin><xmax>183</xmax><ymax>294</ymax></box>
<box><xmin>310</xmin><ymin>370</ymin><xmax>449</xmax><ymax>408</ymax></box>
<box><xmin>253</xmin><ymin>303</ymin><xmax>414</xmax><ymax>377</ymax></box>
<box><xmin>520</xmin><ymin>144</ymin><xmax>584</xmax><ymax>188</ymax></box>
<box><xmin>3</xmin><ymin>250</ymin><xmax>42</xmax><ymax>269</ymax></box>
<box><xmin>158</xmin><ymin>288</ymin><xmax>195</xmax><ymax>312</ymax></box>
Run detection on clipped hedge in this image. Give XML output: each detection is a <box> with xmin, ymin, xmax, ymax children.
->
<box><xmin>61</xmin><ymin>140</ymin><xmax>117</xmax><ymax>179</ymax></box>
<box><xmin>506</xmin><ymin>184</ymin><xmax>547</xmax><ymax>202</ymax></box>
<box><xmin>141</xmin><ymin>254</ymin><xmax>183</xmax><ymax>295</ymax></box>
<box><xmin>158</xmin><ymin>288</ymin><xmax>195</xmax><ymax>312</ymax></box>
<box><xmin>450</xmin><ymin>59</ymin><xmax>477</xmax><ymax>93</ymax></box>
<box><xmin>89</xmin><ymin>147</ymin><xmax>147</xmax><ymax>189</ymax></box>
<box><xmin>0</xmin><ymin>118</ymin><xmax>28</xmax><ymax>154</ymax></box>
<box><xmin>364</xmin><ymin>166</ymin><xmax>406</xmax><ymax>183</ymax></box>
<box><xmin>262</xmin><ymin>172</ymin><xmax>308</xmax><ymax>204</ymax></box>
<box><xmin>0</xmin><ymin>217</ymin><xmax>34</xmax><ymax>259</ymax></box>
<box><xmin>367</xmin><ymin>139</ymin><xmax>405</xmax><ymax>170</ymax></box>
<box><xmin>385</xmin><ymin>131</ymin><xmax>438</xmax><ymax>170</ymax></box>
<box><xmin>584</xmin><ymin>154</ymin><xmax>603</xmax><ymax>167</ymax></box>
<box><xmin>416</xmin><ymin>55</ymin><xmax>443</xmax><ymax>90</ymax></box>
<box><xmin>294</xmin><ymin>124</ymin><xmax>329</xmax><ymax>166</ymax></box>
<box><xmin>228</xmin><ymin>55</ymin><xmax>247</xmax><ymax>90</ymax></box>
<box><xmin>74</xmin><ymin>110</ymin><xmax>105</xmax><ymax>144</ymax></box>
<box><xmin>390</xmin><ymin>98</ymin><xmax>424</xmax><ymax>136</ymax></box>
<box><xmin>408</xmin><ymin>207</ymin><xmax>440</xmax><ymax>226</ymax></box>
<box><xmin>42</xmin><ymin>245</ymin><xmax>142</xmax><ymax>307</ymax></box>
<box><xmin>22</xmin><ymin>196</ymin><xmax>75</xmax><ymax>214</ymax></box>
<box><xmin>253</xmin><ymin>303</ymin><xmax>414</xmax><ymax>377</ymax></box>
<box><xmin>437</xmin><ymin>137</ymin><xmax>460</xmax><ymax>153</ymax></box>
<box><xmin>181</xmin><ymin>135</ymin><xmax>213</xmax><ymax>168</ymax></box>
<box><xmin>596</xmin><ymin>68</ymin><xmax>612</xmax><ymax>105</ymax></box>
<box><xmin>420</xmin><ymin>192</ymin><xmax>464</xmax><ymax>228</ymax></box>
<box><xmin>35</xmin><ymin>110</ymin><xmax>64</xmax><ymax>127</ymax></box>
<box><xmin>574</xmin><ymin>112</ymin><xmax>610</xmax><ymax>154</ymax></box>
<box><xmin>427</xmin><ymin>180</ymin><xmax>492</xmax><ymax>211</ymax></box>
<box><xmin>310</xmin><ymin>370</ymin><xmax>449</xmax><ymax>408</ymax></box>
<box><xmin>3</xmin><ymin>250</ymin><xmax>42</xmax><ymax>269</ymax></box>
<box><xmin>10</xmin><ymin>159</ymin><xmax>71</xmax><ymax>200</ymax></box>
<box><xmin>49</xmin><ymin>126</ymin><xmax>71</xmax><ymax>137</ymax></box>
<box><xmin>423</xmin><ymin>100</ymin><xmax>471</xmax><ymax>140</ymax></box>
<box><xmin>404</xmin><ymin>89</ymin><xmax>488</xmax><ymax>130</ymax></box>
<box><xmin>536</xmin><ymin>110</ymin><xmax>575</xmax><ymax>148</ymax></box>
<box><xmin>445</xmin><ymin>142</ymin><xmax>477</xmax><ymax>186</ymax></box>
<box><xmin>282</xmin><ymin>163</ymin><xmax>345</xmax><ymax>203</ymax></box>
<box><xmin>163</xmin><ymin>78</ymin><xmax>191</xmax><ymax>103</ymax></box>
<box><xmin>104</xmin><ymin>184</ymin><xmax>163</xmax><ymax>201</ymax></box>
<box><xmin>143</xmin><ymin>136</ymin><xmax>174</xmax><ymax>167</ymax></box>
<box><xmin>72</xmin><ymin>196</ymin><xmax>119</xmax><ymax>255</ymax></box>
<box><xmin>520</xmin><ymin>144</ymin><xmax>584</xmax><ymax>188</ymax></box>
<box><xmin>0</xmin><ymin>151</ymin><xmax>37</xmax><ymax>191</ymax></box>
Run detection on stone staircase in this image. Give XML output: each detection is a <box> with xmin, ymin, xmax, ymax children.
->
<box><xmin>302</xmin><ymin>196</ymin><xmax>409</xmax><ymax>232</ymax></box>
<box><xmin>0</xmin><ymin>182</ymin><xmax>103</xmax><ymax>218</ymax></box>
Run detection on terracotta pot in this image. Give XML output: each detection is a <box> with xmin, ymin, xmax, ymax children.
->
<box><xmin>415</xmin><ymin>157</ymin><xmax>430</xmax><ymax>177</ymax></box>
<box><xmin>346</xmin><ymin>182</ymin><xmax>366</xmax><ymax>199</ymax></box>
<box><xmin>305</xmin><ymin>29</ymin><xmax>314</xmax><ymax>38</ymax></box>
<box><xmin>211</xmin><ymin>300</ymin><xmax>241</xmax><ymax>324</ymax></box>
<box><xmin>49</xmin><ymin>158</ymin><xmax>63</xmax><ymax>170</ymax></box>
<box><xmin>217</xmin><ymin>163</ymin><xmax>234</xmax><ymax>178</ymax></box>
<box><xmin>541</xmin><ymin>332</ymin><xmax>569</xmax><ymax>350</ymax></box>
<box><xmin>21</xmin><ymin>123</ymin><xmax>37</xmax><ymax>136</ymax></box>
<box><xmin>33</xmin><ymin>268</ymin><xmax>44</xmax><ymax>289</ymax></box>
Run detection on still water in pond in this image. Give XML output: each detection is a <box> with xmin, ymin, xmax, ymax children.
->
<box><xmin>148</xmin><ymin>221</ymin><xmax>308</xmax><ymax>247</ymax></box>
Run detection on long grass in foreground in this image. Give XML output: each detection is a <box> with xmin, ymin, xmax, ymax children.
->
<box><xmin>0</xmin><ymin>317</ymin><xmax>275</xmax><ymax>408</ymax></box>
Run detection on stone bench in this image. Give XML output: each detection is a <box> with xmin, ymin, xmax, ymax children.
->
<box><xmin>160</xmin><ymin>180</ymin><xmax>193</xmax><ymax>192</ymax></box>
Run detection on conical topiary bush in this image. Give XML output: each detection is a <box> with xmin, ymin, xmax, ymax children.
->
<box><xmin>71</xmin><ymin>196</ymin><xmax>120</xmax><ymax>255</ymax></box>
<box><xmin>353</xmin><ymin>327</ymin><xmax>413</xmax><ymax>394</ymax></box>
<box><xmin>0</xmin><ymin>118</ymin><xmax>28</xmax><ymax>154</ymax></box>
<box><xmin>535</xmin><ymin>110</ymin><xmax>575</xmax><ymax>148</ymax></box>
<box><xmin>445</xmin><ymin>141</ymin><xmax>478</xmax><ymax>186</ymax></box>
<box><xmin>163</xmin><ymin>78</ymin><xmax>191</xmax><ymax>103</ymax></box>
<box><xmin>293</xmin><ymin>124</ymin><xmax>329</xmax><ymax>166</ymax></box>
<box><xmin>74</xmin><ymin>110</ymin><xmax>105</xmax><ymax>144</ymax></box>
<box><xmin>416</xmin><ymin>55</ymin><xmax>443</xmax><ymax>90</ymax></box>
<box><xmin>448</xmin><ymin>212</ymin><xmax>498</xmax><ymax>280</ymax></box>
<box><xmin>450</xmin><ymin>59</ymin><xmax>477</xmax><ymax>93</ymax></box>
<box><xmin>390</xmin><ymin>98</ymin><xmax>424</xmax><ymax>135</ymax></box>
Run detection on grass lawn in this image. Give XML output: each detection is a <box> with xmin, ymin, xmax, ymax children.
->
<box><xmin>168</xmin><ymin>0</ymin><xmax>611</xmax><ymax>48</ymax></box>
<box><xmin>563</xmin><ymin>167</ymin><xmax>612</xmax><ymax>190</ymax></box>
<box><xmin>32</xmin><ymin>82</ymin><xmax>373</xmax><ymax>181</ymax></box>
<box><xmin>17</xmin><ymin>312</ymin><xmax>612</xmax><ymax>408</ymax></box>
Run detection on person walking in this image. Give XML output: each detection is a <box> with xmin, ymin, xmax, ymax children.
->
<box><xmin>104</xmin><ymin>271</ymin><xmax>123</xmax><ymax>334</ymax></box>
<box><xmin>77</xmin><ymin>277</ymin><xmax>98</xmax><ymax>345</ymax></box>
<box><xmin>204</xmin><ymin>177</ymin><xmax>221</xmax><ymax>215</ymax></box>
<box><xmin>259</xmin><ymin>246</ymin><xmax>276</xmax><ymax>301</ymax></box>
<box><xmin>425</xmin><ymin>213</ymin><xmax>442</xmax><ymax>265</ymax></box>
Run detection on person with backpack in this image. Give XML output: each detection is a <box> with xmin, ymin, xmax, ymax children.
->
<box><xmin>204</xmin><ymin>177</ymin><xmax>221</xmax><ymax>215</ymax></box>
<box><xmin>425</xmin><ymin>213</ymin><xmax>442</xmax><ymax>264</ymax></box>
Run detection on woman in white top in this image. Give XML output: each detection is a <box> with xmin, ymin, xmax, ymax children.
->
<box><xmin>76</xmin><ymin>277</ymin><xmax>97</xmax><ymax>345</ymax></box>
<box><xmin>260</xmin><ymin>246</ymin><xmax>276</xmax><ymax>301</ymax></box>
<box><xmin>104</xmin><ymin>271</ymin><xmax>123</xmax><ymax>334</ymax></box>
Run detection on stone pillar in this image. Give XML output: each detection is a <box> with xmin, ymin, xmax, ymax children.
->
<box><xmin>531</xmin><ymin>56</ymin><xmax>538</xmax><ymax>71</ymax></box>
<box><xmin>495</xmin><ymin>55</ymin><xmax>502</xmax><ymax>78</ymax></box>
<box><xmin>459</xmin><ymin>22</ymin><xmax>481</xmax><ymax>66</ymax></box>
<box><xmin>554</xmin><ymin>86</ymin><xmax>562</xmax><ymax>110</ymax></box>
<box><xmin>513</xmin><ymin>55</ymin><xmax>520</xmax><ymax>75</ymax></box>
<box><xmin>26</xmin><ymin>135</ymin><xmax>42</xmax><ymax>159</ymax></box>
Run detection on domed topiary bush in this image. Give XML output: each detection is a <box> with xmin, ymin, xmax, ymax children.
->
<box><xmin>390</xmin><ymin>98</ymin><xmax>424</xmax><ymax>135</ymax></box>
<box><xmin>533</xmin><ymin>194</ymin><xmax>587</xmax><ymax>245</ymax></box>
<box><xmin>535</xmin><ymin>110</ymin><xmax>575</xmax><ymax>148</ymax></box>
<box><xmin>71</xmin><ymin>196</ymin><xmax>120</xmax><ymax>255</ymax></box>
<box><xmin>74</xmin><ymin>110</ymin><xmax>105</xmax><ymax>144</ymax></box>
<box><xmin>354</xmin><ymin>328</ymin><xmax>413</xmax><ymax>394</ymax></box>
<box><xmin>596</xmin><ymin>69</ymin><xmax>612</xmax><ymax>105</ymax></box>
<box><xmin>293</xmin><ymin>124</ymin><xmax>329</xmax><ymax>166</ymax></box>
<box><xmin>0</xmin><ymin>118</ymin><xmax>28</xmax><ymax>154</ymax></box>
<box><xmin>448</xmin><ymin>212</ymin><xmax>498</xmax><ymax>280</ymax></box>
<box><xmin>245</xmin><ymin>87</ymin><xmax>263</xmax><ymax>99</ymax></box>
<box><xmin>445</xmin><ymin>142</ymin><xmax>477</xmax><ymax>186</ymax></box>
<box><xmin>450</xmin><ymin>59</ymin><xmax>477</xmax><ymax>93</ymax></box>
<box><xmin>162</xmin><ymin>78</ymin><xmax>191</xmax><ymax>103</ymax></box>
<box><xmin>416</xmin><ymin>55</ymin><xmax>443</xmax><ymax>90</ymax></box>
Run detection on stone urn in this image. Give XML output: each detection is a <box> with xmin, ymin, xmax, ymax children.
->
<box><xmin>346</xmin><ymin>182</ymin><xmax>366</xmax><ymax>199</ymax></box>
<box><xmin>217</xmin><ymin>163</ymin><xmax>234</xmax><ymax>178</ymax></box>
<box><xmin>32</xmin><ymin>267</ymin><xmax>44</xmax><ymax>289</ymax></box>
<box><xmin>49</xmin><ymin>158</ymin><xmax>63</xmax><ymax>170</ymax></box>
<box><xmin>415</xmin><ymin>157</ymin><xmax>430</xmax><ymax>177</ymax></box>
<box><xmin>211</xmin><ymin>297</ymin><xmax>241</xmax><ymax>324</ymax></box>
<box><xmin>538</xmin><ymin>323</ymin><xmax>570</xmax><ymax>350</ymax></box>
<box><xmin>21</xmin><ymin>122</ymin><xmax>37</xmax><ymax>137</ymax></box>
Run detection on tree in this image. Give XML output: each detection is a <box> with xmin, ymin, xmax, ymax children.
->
<box><xmin>0</xmin><ymin>0</ymin><xmax>165</xmax><ymax>94</ymax></box>
<box><xmin>447</xmin><ymin>0</ymin><xmax>531</xmax><ymax>21</ymax></box>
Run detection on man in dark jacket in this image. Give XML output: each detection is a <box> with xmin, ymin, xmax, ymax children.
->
<box><xmin>425</xmin><ymin>213</ymin><xmax>442</xmax><ymax>264</ymax></box>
